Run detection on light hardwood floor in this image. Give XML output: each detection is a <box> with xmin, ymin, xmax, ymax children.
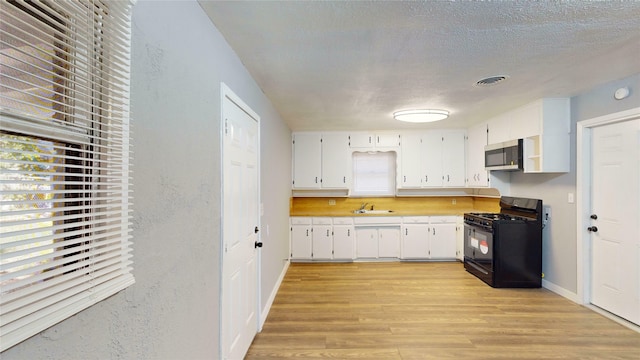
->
<box><xmin>246</xmin><ymin>262</ymin><xmax>640</xmax><ymax>359</ymax></box>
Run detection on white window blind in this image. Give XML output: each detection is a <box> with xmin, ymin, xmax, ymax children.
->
<box><xmin>352</xmin><ymin>151</ymin><xmax>397</xmax><ymax>196</ymax></box>
<box><xmin>0</xmin><ymin>0</ymin><xmax>134</xmax><ymax>351</ymax></box>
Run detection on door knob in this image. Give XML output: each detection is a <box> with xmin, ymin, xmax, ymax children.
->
<box><xmin>590</xmin><ymin>214</ymin><xmax>598</xmax><ymax>220</ymax></box>
<box><xmin>255</xmin><ymin>241</ymin><xmax>263</xmax><ymax>248</ymax></box>
<box><xmin>254</xmin><ymin>226</ymin><xmax>259</xmax><ymax>233</ymax></box>
<box><xmin>587</xmin><ymin>226</ymin><xmax>598</xmax><ymax>232</ymax></box>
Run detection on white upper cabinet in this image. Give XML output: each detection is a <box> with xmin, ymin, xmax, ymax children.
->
<box><xmin>422</xmin><ymin>132</ymin><xmax>444</xmax><ymax>187</ymax></box>
<box><xmin>399</xmin><ymin>133</ymin><xmax>423</xmax><ymax>187</ymax></box>
<box><xmin>398</xmin><ymin>130</ymin><xmax>466</xmax><ymax>189</ymax></box>
<box><xmin>292</xmin><ymin>133</ymin><xmax>322</xmax><ymax>188</ymax></box>
<box><xmin>350</xmin><ymin>132</ymin><xmax>400</xmax><ymax>149</ymax></box>
<box><xmin>485</xmin><ymin>98</ymin><xmax>570</xmax><ymax>173</ymax></box>
<box><xmin>441</xmin><ymin>131</ymin><xmax>466</xmax><ymax>187</ymax></box>
<box><xmin>292</xmin><ymin>132</ymin><xmax>351</xmax><ymax>190</ymax></box>
<box><xmin>466</xmin><ymin>122</ymin><xmax>489</xmax><ymax>187</ymax></box>
<box><xmin>522</xmin><ymin>98</ymin><xmax>570</xmax><ymax>173</ymax></box>
<box><xmin>321</xmin><ymin>133</ymin><xmax>351</xmax><ymax>188</ymax></box>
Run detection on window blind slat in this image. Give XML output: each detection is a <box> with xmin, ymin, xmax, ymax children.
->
<box><xmin>1</xmin><ymin>238</ymin><xmax>132</xmax><ymax>299</ymax></box>
<box><xmin>2</xmin><ymin>259</ymin><xmax>134</xmax><ymax>328</ymax></box>
<box><xmin>2</xmin><ymin>240</ymin><xmax>132</xmax><ymax>298</ymax></box>
<box><xmin>1</xmin><ymin>271</ymin><xmax>134</xmax><ymax>343</ymax></box>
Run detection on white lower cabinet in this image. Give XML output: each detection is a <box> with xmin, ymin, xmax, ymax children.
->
<box><xmin>378</xmin><ymin>227</ymin><xmax>401</xmax><ymax>258</ymax></box>
<box><xmin>355</xmin><ymin>228</ymin><xmax>379</xmax><ymax>258</ymax></box>
<box><xmin>401</xmin><ymin>216</ymin><xmax>458</xmax><ymax>260</ymax></box>
<box><xmin>292</xmin><ymin>215</ymin><xmax>458</xmax><ymax>261</ymax></box>
<box><xmin>291</xmin><ymin>217</ymin><xmax>355</xmax><ymax>261</ymax></box>
<box><xmin>355</xmin><ymin>227</ymin><xmax>401</xmax><ymax>259</ymax></box>
<box><xmin>455</xmin><ymin>217</ymin><xmax>464</xmax><ymax>261</ymax></box>
<box><xmin>429</xmin><ymin>223</ymin><xmax>457</xmax><ymax>259</ymax></box>
<box><xmin>312</xmin><ymin>218</ymin><xmax>333</xmax><ymax>260</ymax></box>
<box><xmin>291</xmin><ymin>217</ymin><xmax>312</xmax><ymax>259</ymax></box>
<box><xmin>401</xmin><ymin>219</ymin><xmax>430</xmax><ymax>259</ymax></box>
<box><xmin>333</xmin><ymin>218</ymin><xmax>355</xmax><ymax>260</ymax></box>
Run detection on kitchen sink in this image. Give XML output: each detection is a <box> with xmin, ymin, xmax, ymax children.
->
<box><xmin>353</xmin><ymin>209</ymin><xmax>394</xmax><ymax>214</ymax></box>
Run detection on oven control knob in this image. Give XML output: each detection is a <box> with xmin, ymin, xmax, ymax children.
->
<box><xmin>587</xmin><ymin>226</ymin><xmax>598</xmax><ymax>232</ymax></box>
<box><xmin>590</xmin><ymin>214</ymin><xmax>598</xmax><ymax>220</ymax></box>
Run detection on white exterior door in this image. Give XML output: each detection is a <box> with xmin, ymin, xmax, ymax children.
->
<box><xmin>222</xmin><ymin>85</ymin><xmax>260</xmax><ymax>359</ymax></box>
<box><xmin>590</xmin><ymin>119</ymin><xmax>640</xmax><ymax>326</ymax></box>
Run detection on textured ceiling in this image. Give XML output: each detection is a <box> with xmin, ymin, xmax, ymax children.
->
<box><xmin>199</xmin><ymin>1</ymin><xmax>640</xmax><ymax>131</ymax></box>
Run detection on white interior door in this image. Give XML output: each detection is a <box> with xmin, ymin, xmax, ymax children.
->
<box><xmin>222</xmin><ymin>85</ymin><xmax>260</xmax><ymax>359</ymax></box>
<box><xmin>590</xmin><ymin>118</ymin><xmax>640</xmax><ymax>326</ymax></box>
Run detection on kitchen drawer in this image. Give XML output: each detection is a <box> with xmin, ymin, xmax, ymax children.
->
<box><xmin>354</xmin><ymin>216</ymin><xmax>401</xmax><ymax>226</ymax></box>
<box><xmin>402</xmin><ymin>216</ymin><xmax>429</xmax><ymax>224</ymax></box>
<box><xmin>290</xmin><ymin>217</ymin><xmax>312</xmax><ymax>225</ymax></box>
<box><xmin>333</xmin><ymin>217</ymin><xmax>354</xmax><ymax>225</ymax></box>
<box><xmin>312</xmin><ymin>217</ymin><xmax>332</xmax><ymax>225</ymax></box>
<box><xmin>429</xmin><ymin>216</ymin><xmax>457</xmax><ymax>224</ymax></box>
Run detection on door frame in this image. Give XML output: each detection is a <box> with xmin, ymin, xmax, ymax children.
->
<box><xmin>576</xmin><ymin>106</ymin><xmax>640</xmax><ymax>305</ymax></box>
<box><xmin>220</xmin><ymin>82</ymin><xmax>262</xmax><ymax>358</ymax></box>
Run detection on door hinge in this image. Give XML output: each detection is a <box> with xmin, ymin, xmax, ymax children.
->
<box><xmin>225</xmin><ymin>119</ymin><xmax>228</xmax><ymax>135</ymax></box>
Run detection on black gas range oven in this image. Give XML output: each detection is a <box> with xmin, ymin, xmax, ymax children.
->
<box><xmin>463</xmin><ymin>196</ymin><xmax>543</xmax><ymax>288</ymax></box>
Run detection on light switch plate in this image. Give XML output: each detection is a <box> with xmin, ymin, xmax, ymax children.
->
<box><xmin>568</xmin><ymin>193</ymin><xmax>575</xmax><ymax>203</ymax></box>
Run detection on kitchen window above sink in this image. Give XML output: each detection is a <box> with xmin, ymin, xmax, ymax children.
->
<box><xmin>351</xmin><ymin>151</ymin><xmax>396</xmax><ymax>197</ymax></box>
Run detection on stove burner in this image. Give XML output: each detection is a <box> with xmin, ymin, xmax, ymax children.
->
<box><xmin>466</xmin><ymin>212</ymin><xmax>533</xmax><ymax>222</ymax></box>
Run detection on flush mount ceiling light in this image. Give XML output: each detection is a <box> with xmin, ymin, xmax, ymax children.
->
<box><xmin>393</xmin><ymin>109</ymin><xmax>449</xmax><ymax>123</ymax></box>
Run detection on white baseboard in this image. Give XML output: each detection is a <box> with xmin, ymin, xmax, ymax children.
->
<box><xmin>542</xmin><ymin>279</ymin><xmax>579</xmax><ymax>303</ymax></box>
<box><xmin>259</xmin><ymin>260</ymin><xmax>290</xmax><ymax>330</ymax></box>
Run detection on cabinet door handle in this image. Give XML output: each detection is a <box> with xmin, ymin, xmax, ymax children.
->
<box><xmin>447</xmin><ymin>175</ymin><xmax>450</xmax><ymax>182</ymax></box>
<box><xmin>369</xmin><ymin>136</ymin><xmax>372</xmax><ymax>144</ymax></box>
<box><xmin>327</xmin><ymin>229</ymin><xmax>330</xmax><ymax>236</ymax></box>
<box><xmin>404</xmin><ymin>175</ymin><xmax>406</xmax><ymax>183</ymax></box>
<box><xmin>433</xmin><ymin>228</ymin><xmax>436</xmax><ymax>235</ymax></box>
<box><xmin>405</xmin><ymin>228</ymin><xmax>408</xmax><ymax>235</ymax></box>
<box><xmin>306</xmin><ymin>229</ymin><xmax>309</xmax><ymax>236</ymax></box>
<box><xmin>343</xmin><ymin>176</ymin><xmax>346</xmax><ymax>183</ymax></box>
<box><xmin>315</xmin><ymin>176</ymin><xmax>318</xmax><ymax>183</ymax></box>
<box><xmin>347</xmin><ymin>229</ymin><xmax>350</xmax><ymax>236</ymax></box>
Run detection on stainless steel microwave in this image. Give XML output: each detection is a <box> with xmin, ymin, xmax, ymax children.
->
<box><xmin>484</xmin><ymin>139</ymin><xmax>523</xmax><ymax>171</ymax></box>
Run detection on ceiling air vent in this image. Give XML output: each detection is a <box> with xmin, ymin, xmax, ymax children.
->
<box><xmin>475</xmin><ymin>75</ymin><xmax>509</xmax><ymax>87</ymax></box>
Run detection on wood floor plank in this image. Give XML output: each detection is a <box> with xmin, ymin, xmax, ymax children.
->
<box><xmin>245</xmin><ymin>262</ymin><xmax>640</xmax><ymax>359</ymax></box>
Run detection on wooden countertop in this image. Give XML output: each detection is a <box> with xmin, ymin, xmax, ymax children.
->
<box><xmin>290</xmin><ymin>196</ymin><xmax>499</xmax><ymax>217</ymax></box>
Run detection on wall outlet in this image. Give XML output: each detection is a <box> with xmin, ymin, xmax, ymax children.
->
<box><xmin>452</xmin><ymin>199</ymin><xmax>457</xmax><ymax>205</ymax></box>
<box><xmin>328</xmin><ymin>199</ymin><xmax>336</xmax><ymax>206</ymax></box>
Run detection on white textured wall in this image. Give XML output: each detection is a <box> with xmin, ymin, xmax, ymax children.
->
<box><xmin>2</xmin><ymin>1</ymin><xmax>291</xmax><ymax>358</ymax></box>
<box><xmin>510</xmin><ymin>73</ymin><xmax>640</xmax><ymax>295</ymax></box>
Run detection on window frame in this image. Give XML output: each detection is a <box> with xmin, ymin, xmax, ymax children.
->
<box><xmin>351</xmin><ymin>151</ymin><xmax>397</xmax><ymax>197</ymax></box>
